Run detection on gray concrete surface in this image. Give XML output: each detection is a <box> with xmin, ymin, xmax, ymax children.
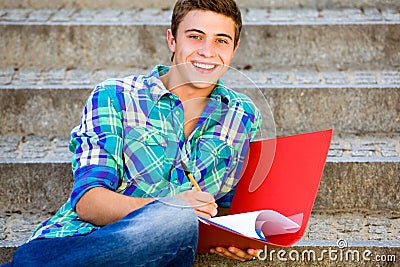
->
<box><xmin>1</xmin><ymin>211</ymin><xmax>398</xmax><ymax>265</ymax></box>
<box><xmin>1</xmin><ymin>0</ymin><xmax>399</xmax><ymax>9</ymax></box>
<box><xmin>0</xmin><ymin>8</ymin><xmax>399</xmax><ymax>70</ymax></box>
<box><xmin>1</xmin><ymin>68</ymin><xmax>399</xmax><ymax>137</ymax></box>
<box><xmin>0</xmin><ymin>134</ymin><xmax>399</xmax><ymax>212</ymax></box>
<box><xmin>0</xmin><ymin>1</ymin><xmax>399</xmax><ymax>266</ymax></box>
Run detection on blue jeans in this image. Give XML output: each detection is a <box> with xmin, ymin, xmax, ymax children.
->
<box><xmin>6</xmin><ymin>198</ymin><xmax>198</xmax><ymax>267</ymax></box>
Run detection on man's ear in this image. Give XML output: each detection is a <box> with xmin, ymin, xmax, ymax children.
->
<box><xmin>167</xmin><ymin>29</ymin><xmax>176</xmax><ymax>53</ymax></box>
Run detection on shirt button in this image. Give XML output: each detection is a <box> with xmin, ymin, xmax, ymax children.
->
<box><xmin>173</xmin><ymin>179</ymin><xmax>179</xmax><ymax>185</ymax></box>
<box><xmin>175</xmin><ymin>110</ymin><xmax>180</xmax><ymax>116</ymax></box>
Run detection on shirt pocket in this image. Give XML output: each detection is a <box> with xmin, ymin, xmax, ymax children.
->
<box><xmin>123</xmin><ymin>126</ymin><xmax>169</xmax><ymax>185</ymax></box>
<box><xmin>195</xmin><ymin>138</ymin><xmax>234</xmax><ymax>175</ymax></box>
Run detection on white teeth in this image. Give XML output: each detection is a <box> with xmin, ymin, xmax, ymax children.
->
<box><xmin>193</xmin><ymin>62</ymin><xmax>216</xmax><ymax>70</ymax></box>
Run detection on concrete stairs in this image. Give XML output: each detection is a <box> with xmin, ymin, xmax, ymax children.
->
<box><xmin>0</xmin><ymin>0</ymin><xmax>399</xmax><ymax>266</ymax></box>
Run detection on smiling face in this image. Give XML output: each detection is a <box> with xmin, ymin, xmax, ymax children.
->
<box><xmin>166</xmin><ymin>10</ymin><xmax>239</xmax><ymax>95</ymax></box>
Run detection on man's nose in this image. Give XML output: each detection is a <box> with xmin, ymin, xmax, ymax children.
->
<box><xmin>197</xmin><ymin>40</ymin><xmax>215</xmax><ymax>57</ymax></box>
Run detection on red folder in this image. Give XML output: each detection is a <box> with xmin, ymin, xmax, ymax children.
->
<box><xmin>197</xmin><ymin>129</ymin><xmax>333</xmax><ymax>253</ymax></box>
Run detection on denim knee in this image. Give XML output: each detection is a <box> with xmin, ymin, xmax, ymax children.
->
<box><xmin>158</xmin><ymin>197</ymin><xmax>199</xmax><ymax>261</ymax></box>
<box><xmin>118</xmin><ymin>197</ymin><xmax>198</xmax><ymax>244</ymax></box>
<box><xmin>158</xmin><ymin>197</ymin><xmax>198</xmax><ymax>238</ymax></box>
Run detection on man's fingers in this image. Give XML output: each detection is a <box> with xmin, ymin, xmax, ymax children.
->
<box><xmin>190</xmin><ymin>191</ymin><xmax>218</xmax><ymax>216</ymax></box>
<box><xmin>194</xmin><ymin>191</ymin><xmax>216</xmax><ymax>203</ymax></box>
<box><xmin>211</xmin><ymin>247</ymin><xmax>259</xmax><ymax>262</ymax></box>
<box><xmin>194</xmin><ymin>204</ymin><xmax>217</xmax><ymax>217</ymax></box>
<box><xmin>194</xmin><ymin>210</ymin><xmax>212</xmax><ymax>219</ymax></box>
<box><xmin>213</xmin><ymin>247</ymin><xmax>247</xmax><ymax>261</ymax></box>
<box><xmin>248</xmin><ymin>248</ymin><xmax>262</xmax><ymax>258</ymax></box>
<box><xmin>175</xmin><ymin>190</ymin><xmax>217</xmax><ymax>217</ymax></box>
<box><xmin>228</xmin><ymin>247</ymin><xmax>255</xmax><ymax>261</ymax></box>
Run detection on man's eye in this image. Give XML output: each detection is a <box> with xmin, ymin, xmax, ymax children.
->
<box><xmin>217</xmin><ymin>39</ymin><xmax>228</xmax><ymax>44</ymax></box>
<box><xmin>189</xmin><ymin>35</ymin><xmax>200</xmax><ymax>39</ymax></box>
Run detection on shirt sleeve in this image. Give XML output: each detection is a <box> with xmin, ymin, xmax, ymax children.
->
<box><xmin>68</xmin><ymin>82</ymin><xmax>124</xmax><ymax>211</ymax></box>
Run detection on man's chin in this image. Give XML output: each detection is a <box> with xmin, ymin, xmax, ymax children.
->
<box><xmin>190</xmin><ymin>81</ymin><xmax>218</xmax><ymax>90</ymax></box>
<box><xmin>170</xmin><ymin>63</ymin><xmax>225</xmax><ymax>90</ymax></box>
<box><xmin>188</xmin><ymin>68</ymin><xmax>225</xmax><ymax>89</ymax></box>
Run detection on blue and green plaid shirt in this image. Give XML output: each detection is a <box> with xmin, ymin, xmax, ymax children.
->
<box><xmin>29</xmin><ymin>65</ymin><xmax>261</xmax><ymax>241</ymax></box>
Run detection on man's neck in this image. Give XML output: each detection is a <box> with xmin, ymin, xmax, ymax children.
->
<box><xmin>160</xmin><ymin>67</ymin><xmax>217</xmax><ymax>139</ymax></box>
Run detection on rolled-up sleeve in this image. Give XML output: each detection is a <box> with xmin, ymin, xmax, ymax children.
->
<box><xmin>68</xmin><ymin>82</ymin><xmax>124</xmax><ymax>211</ymax></box>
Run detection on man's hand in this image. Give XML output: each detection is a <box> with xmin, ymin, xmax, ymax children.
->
<box><xmin>175</xmin><ymin>189</ymin><xmax>217</xmax><ymax>218</ymax></box>
<box><xmin>210</xmin><ymin>246</ymin><xmax>261</xmax><ymax>262</ymax></box>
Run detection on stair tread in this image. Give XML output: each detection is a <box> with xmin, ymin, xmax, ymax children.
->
<box><xmin>1</xmin><ymin>67</ymin><xmax>399</xmax><ymax>88</ymax></box>
<box><xmin>0</xmin><ymin>134</ymin><xmax>399</xmax><ymax>163</ymax></box>
<box><xmin>1</xmin><ymin>0</ymin><xmax>400</xmax><ymax>10</ymax></box>
<box><xmin>0</xmin><ymin>211</ymin><xmax>399</xmax><ymax>248</ymax></box>
<box><xmin>0</xmin><ymin>8</ymin><xmax>399</xmax><ymax>26</ymax></box>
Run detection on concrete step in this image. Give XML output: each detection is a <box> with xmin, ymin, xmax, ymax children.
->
<box><xmin>1</xmin><ymin>0</ymin><xmax>399</xmax><ymax>10</ymax></box>
<box><xmin>0</xmin><ymin>134</ymin><xmax>399</xmax><ymax>213</ymax></box>
<box><xmin>0</xmin><ymin>68</ymin><xmax>399</xmax><ymax>137</ymax></box>
<box><xmin>0</xmin><ymin>8</ymin><xmax>399</xmax><ymax>70</ymax></box>
<box><xmin>0</xmin><ymin>210</ymin><xmax>399</xmax><ymax>265</ymax></box>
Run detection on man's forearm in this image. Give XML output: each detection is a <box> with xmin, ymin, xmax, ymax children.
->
<box><xmin>76</xmin><ymin>187</ymin><xmax>157</xmax><ymax>226</ymax></box>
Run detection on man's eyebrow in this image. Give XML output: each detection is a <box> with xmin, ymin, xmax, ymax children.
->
<box><xmin>185</xmin><ymin>29</ymin><xmax>233</xmax><ymax>41</ymax></box>
<box><xmin>185</xmin><ymin>29</ymin><xmax>205</xmax><ymax>35</ymax></box>
<box><xmin>216</xmin><ymin>33</ymin><xmax>233</xmax><ymax>41</ymax></box>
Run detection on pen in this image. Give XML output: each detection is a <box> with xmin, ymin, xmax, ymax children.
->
<box><xmin>181</xmin><ymin>161</ymin><xmax>201</xmax><ymax>191</ymax></box>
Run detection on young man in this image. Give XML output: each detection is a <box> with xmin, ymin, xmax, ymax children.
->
<box><xmin>5</xmin><ymin>0</ymin><xmax>262</xmax><ymax>266</ymax></box>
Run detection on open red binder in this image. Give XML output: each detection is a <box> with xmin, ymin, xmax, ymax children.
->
<box><xmin>197</xmin><ymin>129</ymin><xmax>333</xmax><ymax>253</ymax></box>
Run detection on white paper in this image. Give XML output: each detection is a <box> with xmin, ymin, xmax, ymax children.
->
<box><xmin>206</xmin><ymin>210</ymin><xmax>302</xmax><ymax>240</ymax></box>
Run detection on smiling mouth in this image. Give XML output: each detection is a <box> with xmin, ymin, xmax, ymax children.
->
<box><xmin>192</xmin><ymin>62</ymin><xmax>217</xmax><ymax>70</ymax></box>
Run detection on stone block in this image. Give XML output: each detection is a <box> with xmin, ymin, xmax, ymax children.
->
<box><xmin>0</xmin><ymin>68</ymin><xmax>14</xmax><ymax>85</ymax></box>
<box><xmin>1</xmin><ymin>78</ymin><xmax>400</xmax><ymax>136</ymax></box>
<box><xmin>0</xmin><ymin>16</ymin><xmax>399</xmax><ymax>70</ymax></box>
<box><xmin>1</xmin><ymin>0</ymin><xmax>400</xmax><ymax>9</ymax></box>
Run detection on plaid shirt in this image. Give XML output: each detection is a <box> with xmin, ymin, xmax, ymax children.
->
<box><xmin>29</xmin><ymin>65</ymin><xmax>261</xmax><ymax>241</ymax></box>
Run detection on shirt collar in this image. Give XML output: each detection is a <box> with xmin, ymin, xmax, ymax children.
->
<box><xmin>210</xmin><ymin>79</ymin><xmax>231</xmax><ymax>104</ymax></box>
<box><xmin>146</xmin><ymin>65</ymin><xmax>231</xmax><ymax>104</ymax></box>
<box><xmin>146</xmin><ymin>65</ymin><xmax>171</xmax><ymax>103</ymax></box>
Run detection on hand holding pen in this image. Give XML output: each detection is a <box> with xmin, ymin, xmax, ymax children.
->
<box><xmin>175</xmin><ymin>161</ymin><xmax>218</xmax><ymax>218</ymax></box>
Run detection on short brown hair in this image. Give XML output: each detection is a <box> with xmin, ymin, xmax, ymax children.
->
<box><xmin>171</xmin><ymin>0</ymin><xmax>242</xmax><ymax>47</ymax></box>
